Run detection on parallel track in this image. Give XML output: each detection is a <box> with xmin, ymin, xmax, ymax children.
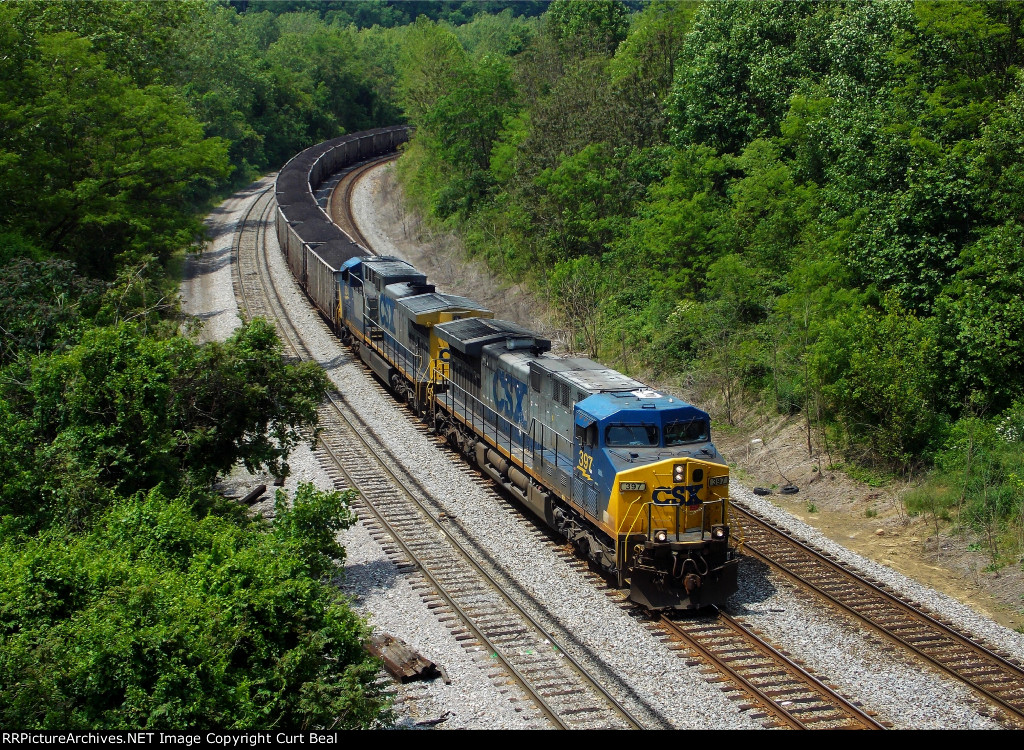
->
<box><xmin>658</xmin><ymin>612</ymin><xmax>886</xmax><ymax>729</ymax></box>
<box><xmin>733</xmin><ymin>503</ymin><xmax>1024</xmax><ymax>727</ymax></box>
<box><xmin>325</xmin><ymin>160</ymin><xmax>1024</xmax><ymax>730</ymax></box>
<box><xmin>234</xmin><ymin>157</ymin><xmax>1024</xmax><ymax>731</ymax></box>
<box><xmin>314</xmin><ymin>162</ymin><xmax>887</xmax><ymax>730</ymax></box>
<box><xmin>230</xmin><ymin>184</ymin><xmax>650</xmax><ymax>730</ymax></box>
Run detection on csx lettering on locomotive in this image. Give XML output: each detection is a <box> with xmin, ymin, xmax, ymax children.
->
<box><xmin>492</xmin><ymin>370</ymin><xmax>528</xmax><ymax>428</ymax></box>
<box><xmin>379</xmin><ymin>295</ymin><xmax>397</xmax><ymax>334</ymax></box>
<box><xmin>652</xmin><ymin>485</ymin><xmax>704</xmax><ymax>507</ymax></box>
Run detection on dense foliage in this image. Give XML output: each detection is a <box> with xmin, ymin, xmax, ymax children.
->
<box><xmin>235</xmin><ymin>0</ymin><xmax>551</xmax><ymax>28</ymax></box>
<box><xmin>6</xmin><ymin>0</ymin><xmax>1022</xmax><ymax>721</ymax></box>
<box><xmin>0</xmin><ymin>484</ymin><xmax>379</xmax><ymax>730</ymax></box>
<box><xmin>0</xmin><ymin>319</ymin><xmax>330</xmax><ymax>530</ymax></box>
<box><xmin>0</xmin><ymin>0</ymin><xmax>451</xmax><ymax>728</ymax></box>
<box><xmin>392</xmin><ymin>1</ymin><xmax>1024</xmax><ymax>562</ymax></box>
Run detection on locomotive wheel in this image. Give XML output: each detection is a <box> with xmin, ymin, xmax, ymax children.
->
<box><xmin>389</xmin><ymin>373</ymin><xmax>406</xmax><ymax>402</ymax></box>
<box><xmin>445</xmin><ymin>426</ymin><xmax>461</xmax><ymax>451</ymax></box>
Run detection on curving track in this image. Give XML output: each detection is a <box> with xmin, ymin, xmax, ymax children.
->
<box><xmin>730</xmin><ymin>503</ymin><xmax>1024</xmax><ymax>728</ymax></box>
<box><xmin>325</xmin><ymin>154</ymin><xmax>397</xmax><ymax>248</ymax></box>
<box><xmin>225</xmin><ymin>129</ymin><xmax>1024</xmax><ymax>730</ymax></box>
<box><xmin>329</xmin><ymin>155</ymin><xmax>1024</xmax><ymax>731</ymax></box>
<box><xmin>230</xmin><ymin>181</ymin><xmax>654</xmax><ymax>730</ymax></box>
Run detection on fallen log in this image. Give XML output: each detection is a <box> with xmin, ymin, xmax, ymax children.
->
<box><xmin>367</xmin><ymin>632</ymin><xmax>443</xmax><ymax>683</ymax></box>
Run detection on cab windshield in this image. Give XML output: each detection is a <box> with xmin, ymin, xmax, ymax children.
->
<box><xmin>665</xmin><ymin>420</ymin><xmax>708</xmax><ymax>445</ymax></box>
<box><xmin>605</xmin><ymin>424</ymin><xmax>659</xmax><ymax>447</ymax></box>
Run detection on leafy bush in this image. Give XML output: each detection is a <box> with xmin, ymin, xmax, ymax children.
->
<box><xmin>0</xmin><ymin>485</ymin><xmax>389</xmax><ymax>730</ymax></box>
<box><xmin>0</xmin><ymin>319</ymin><xmax>329</xmax><ymax>529</ymax></box>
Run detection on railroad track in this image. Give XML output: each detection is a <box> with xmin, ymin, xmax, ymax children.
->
<box><xmin>234</xmin><ymin>159</ymin><xmax>1024</xmax><ymax>731</ymax></box>
<box><xmin>312</xmin><ymin>163</ymin><xmax>894</xmax><ymax>730</ymax></box>
<box><xmin>229</xmin><ymin>183</ymin><xmax>653</xmax><ymax>730</ymax></box>
<box><xmin>323</xmin><ymin>161</ymin><xmax>1024</xmax><ymax>729</ymax></box>
<box><xmin>657</xmin><ymin>611</ymin><xmax>886</xmax><ymax>729</ymax></box>
<box><xmin>322</xmin><ymin>153</ymin><xmax>396</xmax><ymax>247</ymax></box>
<box><xmin>732</xmin><ymin>502</ymin><xmax>1024</xmax><ymax>728</ymax></box>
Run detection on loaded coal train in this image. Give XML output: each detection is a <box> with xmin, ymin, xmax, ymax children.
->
<box><xmin>274</xmin><ymin>127</ymin><xmax>739</xmax><ymax>611</ymax></box>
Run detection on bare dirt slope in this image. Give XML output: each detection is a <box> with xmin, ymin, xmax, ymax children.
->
<box><xmin>353</xmin><ymin>163</ymin><xmax>1023</xmax><ymax>634</ymax></box>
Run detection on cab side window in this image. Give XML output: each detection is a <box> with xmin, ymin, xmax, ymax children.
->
<box><xmin>575</xmin><ymin>423</ymin><xmax>597</xmax><ymax>448</ymax></box>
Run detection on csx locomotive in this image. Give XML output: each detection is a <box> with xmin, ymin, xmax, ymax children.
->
<box><xmin>274</xmin><ymin>127</ymin><xmax>739</xmax><ymax>611</ymax></box>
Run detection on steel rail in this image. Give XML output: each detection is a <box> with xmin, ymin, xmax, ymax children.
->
<box><xmin>233</xmin><ymin>185</ymin><xmax>569</xmax><ymax>728</ymax></box>
<box><xmin>733</xmin><ymin>503</ymin><xmax>1024</xmax><ymax>727</ymax></box>
<box><xmin>234</xmin><ymin>183</ymin><xmax>646</xmax><ymax>730</ymax></box>
<box><xmin>661</xmin><ymin>611</ymin><xmax>886</xmax><ymax>730</ymax></box>
<box><xmin>325</xmin><ymin>153</ymin><xmax>397</xmax><ymax>249</ymax></box>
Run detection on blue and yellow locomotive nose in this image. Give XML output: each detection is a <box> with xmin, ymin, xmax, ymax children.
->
<box><xmin>611</xmin><ymin>456</ymin><xmax>730</xmax><ymax>544</ymax></box>
<box><xmin>610</xmin><ymin>456</ymin><xmax>738</xmax><ymax>611</ymax></box>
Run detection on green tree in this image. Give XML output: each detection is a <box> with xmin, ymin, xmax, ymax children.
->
<box><xmin>454</xmin><ymin>8</ymin><xmax>538</xmax><ymax>58</ymax></box>
<box><xmin>615</xmin><ymin>145</ymin><xmax>736</xmax><ymax>301</ymax></box>
<box><xmin>17</xmin><ymin>0</ymin><xmax>200</xmax><ymax>86</ymax></box>
<box><xmin>0</xmin><ymin>29</ymin><xmax>231</xmax><ymax>275</ymax></box>
<box><xmin>0</xmin><ymin>259</ymin><xmax>105</xmax><ymax>366</ymax></box>
<box><xmin>549</xmin><ymin>257</ymin><xmax>603</xmax><ymax>357</ymax></box>
<box><xmin>534</xmin><ymin>143</ymin><xmax>625</xmax><ymax>261</ymax></box>
<box><xmin>659</xmin><ymin>254</ymin><xmax>768</xmax><ymax>424</ymax></box>
<box><xmin>730</xmin><ymin>138</ymin><xmax>818</xmax><ymax>274</ymax></box>
<box><xmin>167</xmin><ymin>4</ymin><xmax>276</xmax><ymax>174</ymax></box>
<box><xmin>422</xmin><ymin>54</ymin><xmax>517</xmax><ymax>217</ymax></box>
<box><xmin>396</xmin><ymin>18</ymin><xmax>469</xmax><ymax>127</ymax></box>
<box><xmin>0</xmin><ymin>485</ymin><xmax>388</xmax><ymax>729</ymax></box>
<box><xmin>1</xmin><ymin>319</ymin><xmax>329</xmax><ymax>528</ymax></box>
<box><xmin>811</xmin><ymin>297</ymin><xmax>940</xmax><ymax>468</ymax></box>
<box><xmin>546</xmin><ymin>0</ymin><xmax>630</xmax><ymax>59</ymax></box>
<box><xmin>933</xmin><ymin>223</ymin><xmax>1024</xmax><ymax>411</ymax></box>
<box><xmin>609</xmin><ymin>0</ymin><xmax>698</xmax><ymax>147</ymax></box>
<box><xmin>666</xmin><ymin>0</ymin><xmax>825</xmax><ymax>155</ymax></box>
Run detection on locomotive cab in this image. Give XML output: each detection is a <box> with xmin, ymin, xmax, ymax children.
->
<box><xmin>572</xmin><ymin>391</ymin><xmax>739</xmax><ymax>611</ymax></box>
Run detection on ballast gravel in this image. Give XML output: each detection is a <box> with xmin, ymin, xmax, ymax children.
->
<box><xmin>180</xmin><ymin>172</ymin><xmax>1024</xmax><ymax>730</ymax></box>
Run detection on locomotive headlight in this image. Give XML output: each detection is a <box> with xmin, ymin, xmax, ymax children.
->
<box><xmin>653</xmin><ymin>529</ymin><xmax>669</xmax><ymax>543</ymax></box>
<box><xmin>711</xmin><ymin>524</ymin><xmax>728</xmax><ymax>540</ymax></box>
<box><xmin>672</xmin><ymin>463</ymin><xmax>686</xmax><ymax>483</ymax></box>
